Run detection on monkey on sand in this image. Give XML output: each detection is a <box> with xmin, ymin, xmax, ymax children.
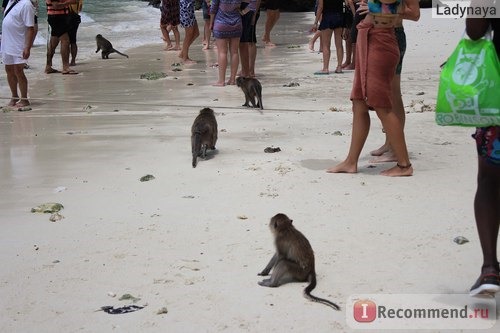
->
<box><xmin>258</xmin><ymin>213</ymin><xmax>340</xmax><ymax>310</ymax></box>
<box><xmin>95</xmin><ymin>34</ymin><xmax>129</xmax><ymax>59</ymax></box>
<box><xmin>191</xmin><ymin>108</ymin><xmax>218</xmax><ymax>168</ymax></box>
<box><xmin>236</xmin><ymin>77</ymin><xmax>263</xmax><ymax>110</ymax></box>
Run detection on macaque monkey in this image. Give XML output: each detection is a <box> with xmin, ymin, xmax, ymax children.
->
<box><xmin>95</xmin><ymin>34</ymin><xmax>129</xmax><ymax>59</ymax></box>
<box><xmin>236</xmin><ymin>76</ymin><xmax>263</xmax><ymax>110</ymax></box>
<box><xmin>191</xmin><ymin>108</ymin><xmax>218</xmax><ymax>168</ymax></box>
<box><xmin>258</xmin><ymin>213</ymin><xmax>340</xmax><ymax>310</ymax></box>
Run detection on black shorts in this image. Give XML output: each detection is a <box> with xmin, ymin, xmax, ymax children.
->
<box><xmin>240</xmin><ymin>10</ymin><xmax>259</xmax><ymax>43</ymax></box>
<box><xmin>202</xmin><ymin>0</ymin><xmax>210</xmax><ymax>20</ymax></box>
<box><xmin>319</xmin><ymin>12</ymin><xmax>343</xmax><ymax>31</ymax></box>
<box><xmin>47</xmin><ymin>14</ymin><xmax>71</xmax><ymax>38</ymax></box>
<box><xmin>350</xmin><ymin>7</ymin><xmax>366</xmax><ymax>43</ymax></box>
<box><xmin>265</xmin><ymin>0</ymin><xmax>280</xmax><ymax>10</ymax></box>
<box><xmin>68</xmin><ymin>13</ymin><xmax>81</xmax><ymax>43</ymax></box>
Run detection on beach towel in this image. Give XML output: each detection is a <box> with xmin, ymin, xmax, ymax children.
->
<box><xmin>350</xmin><ymin>20</ymin><xmax>399</xmax><ymax>109</ymax></box>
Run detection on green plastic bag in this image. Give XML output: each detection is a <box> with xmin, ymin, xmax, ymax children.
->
<box><xmin>436</xmin><ymin>37</ymin><xmax>500</xmax><ymax>127</ymax></box>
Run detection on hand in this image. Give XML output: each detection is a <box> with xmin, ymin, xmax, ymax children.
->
<box><xmin>311</xmin><ymin>23</ymin><xmax>318</xmax><ymax>32</ymax></box>
<box><xmin>357</xmin><ymin>0</ymin><xmax>369</xmax><ymax>15</ymax></box>
<box><xmin>22</xmin><ymin>48</ymin><xmax>31</xmax><ymax>60</ymax></box>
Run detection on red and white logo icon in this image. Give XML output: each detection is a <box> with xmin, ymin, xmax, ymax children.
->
<box><xmin>353</xmin><ymin>300</ymin><xmax>377</xmax><ymax>323</ymax></box>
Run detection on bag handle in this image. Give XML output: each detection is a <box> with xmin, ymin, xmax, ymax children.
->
<box><xmin>4</xmin><ymin>0</ymin><xmax>20</xmax><ymax>18</ymax></box>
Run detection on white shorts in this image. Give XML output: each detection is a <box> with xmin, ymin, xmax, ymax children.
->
<box><xmin>2</xmin><ymin>53</ymin><xmax>26</xmax><ymax>66</ymax></box>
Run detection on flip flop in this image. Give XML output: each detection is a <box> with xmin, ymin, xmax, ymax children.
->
<box><xmin>17</xmin><ymin>106</ymin><xmax>32</xmax><ymax>112</ymax></box>
<box><xmin>62</xmin><ymin>70</ymin><xmax>79</xmax><ymax>75</ymax></box>
<box><xmin>314</xmin><ymin>71</ymin><xmax>329</xmax><ymax>75</ymax></box>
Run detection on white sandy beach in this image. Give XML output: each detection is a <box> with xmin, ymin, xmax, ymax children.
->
<box><xmin>0</xmin><ymin>9</ymin><xmax>498</xmax><ymax>332</ymax></box>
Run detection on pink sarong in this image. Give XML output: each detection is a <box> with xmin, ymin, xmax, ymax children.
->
<box><xmin>350</xmin><ymin>20</ymin><xmax>400</xmax><ymax>109</ymax></box>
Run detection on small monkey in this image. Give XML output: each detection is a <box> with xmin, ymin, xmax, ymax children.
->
<box><xmin>258</xmin><ymin>213</ymin><xmax>340</xmax><ymax>310</ymax></box>
<box><xmin>191</xmin><ymin>108</ymin><xmax>218</xmax><ymax>168</ymax></box>
<box><xmin>95</xmin><ymin>34</ymin><xmax>129</xmax><ymax>59</ymax></box>
<box><xmin>236</xmin><ymin>77</ymin><xmax>263</xmax><ymax>110</ymax></box>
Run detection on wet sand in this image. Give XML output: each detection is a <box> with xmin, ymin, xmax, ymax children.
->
<box><xmin>1</xmin><ymin>10</ymin><xmax>497</xmax><ymax>333</ymax></box>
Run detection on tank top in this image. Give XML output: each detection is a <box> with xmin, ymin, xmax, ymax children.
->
<box><xmin>46</xmin><ymin>0</ymin><xmax>69</xmax><ymax>15</ymax></box>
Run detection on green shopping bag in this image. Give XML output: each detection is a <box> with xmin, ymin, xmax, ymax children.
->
<box><xmin>436</xmin><ymin>36</ymin><xmax>500</xmax><ymax>127</ymax></box>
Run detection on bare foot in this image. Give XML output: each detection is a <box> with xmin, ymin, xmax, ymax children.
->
<box><xmin>212</xmin><ymin>82</ymin><xmax>225</xmax><ymax>87</ymax></box>
<box><xmin>308</xmin><ymin>42</ymin><xmax>314</xmax><ymax>52</ymax></box>
<box><xmin>326</xmin><ymin>161</ymin><xmax>357</xmax><ymax>174</ymax></box>
<box><xmin>182</xmin><ymin>58</ymin><xmax>197</xmax><ymax>64</ymax></box>
<box><xmin>226</xmin><ymin>80</ymin><xmax>236</xmax><ymax>85</ymax></box>
<box><xmin>15</xmin><ymin>99</ymin><xmax>30</xmax><ymax>107</ymax></box>
<box><xmin>70</xmin><ymin>61</ymin><xmax>76</xmax><ymax>66</ymax></box>
<box><xmin>380</xmin><ymin>163</ymin><xmax>413</xmax><ymax>177</ymax></box>
<box><xmin>264</xmin><ymin>41</ymin><xmax>276</xmax><ymax>47</ymax></box>
<box><xmin>343</xmin><ymin>64</ymin><xmax>355</xmax><ymax>70</ymax></box>
<box><xmin>45</xmin><ymin>67</ymin><xmax>60</xmax><ymax>74</ymax></box>
<box><xmin>370</xmin><ymin>144</ymin><xmax>390</xmax><ymax>156</ymax></box>
<box><xmin>164</xmin><ymin>44</ymin><xmax>173</xmax><ymax>50</ymax></box>
<box><xmin>369</xmin><ymin>152</ymin><xmax>397</xmax><ymax>163</ymax></box>
<box><xmin>8</xmin><ymin>98</ymin><xmax>19</xmax><ymax>106</ymax></box>
<box><xmin>202</xmin><ymin>45</ymin><xmax>210</xmax><ymax>50</ymax></box>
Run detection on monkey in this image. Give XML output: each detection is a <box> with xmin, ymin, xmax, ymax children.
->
<box><xmin>191</xmin><ymin>108</ymin><xmax>218</xmax><ymax>168</ymax></box>
<box><xmin>258</xmin><ymin>213</ymin><xmax>340</xmax><ymax>311</ymax></box>
<box><xmin>95</xmin><ymin>34</ymin><xmax>129</xmax><ymax>59</ymax></box>
<box><xmin>236</xmin><ymin>77</ymin><xmax>263</xmax><ymax>110</ymax></box>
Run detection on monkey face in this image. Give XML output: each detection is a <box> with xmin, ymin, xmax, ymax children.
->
<box><xmin>269</xmin><ymin>213</ymin><xmax>293</xmax><ymax>234</ymax></box>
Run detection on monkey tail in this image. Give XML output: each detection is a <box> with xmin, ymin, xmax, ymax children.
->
<box><xmin>303</xmin><ymin>274</ymin><xmax>341</xmax><ymax>311</ymax></box>
<box><xmin>113</xmin><ymin>49</ymin><xmax>129</xmax><ymax>58</ymax></box>
<box><xmin>192</xmin><ymin>131</ymin><xmax>201</xmax><ymax>168</ymax></box>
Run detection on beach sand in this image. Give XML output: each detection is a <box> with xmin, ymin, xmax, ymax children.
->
<box><xmin>1</xmin><ymin>10</ymin><xmax>498</xmax><ymax>332</ymax></box>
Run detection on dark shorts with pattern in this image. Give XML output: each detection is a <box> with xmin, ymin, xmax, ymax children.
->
<box><xmin>319</xmin><ymin>12</ymin><xmax>343</xmax><ymax>31</ymax></box>
<box><xmin>395</xmin><ymin>27</ymin><xmax>406</xmax><ymax>75</ymax></box>
<box><xmin>161</xmin><ymin>0</ymin><xmax>181</xmax><ymax>26</ymax></box>
<box><xmin>48</xmin><ymin>14</ymin><xmax>71</xmax><ymax>38</ymax></box>
<box><xmin>473</xmin><ymin>126</ymin><xmax>500</xmax><ymax>165</ymax></box>
<box><xmin>180</xmin><ymin>0</ymin><xmax>197</xmax><ymax>28</ymax></box>
<box><xmin>241</xmin><ymin>9</ymin><xmax>260</xmax><ymax>43</ymax></box>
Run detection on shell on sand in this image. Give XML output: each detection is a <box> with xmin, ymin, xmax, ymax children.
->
<box><xmin>31</xmin><ymin>203</ymin><xmax>64</xmax><ymax>214</ymax></box>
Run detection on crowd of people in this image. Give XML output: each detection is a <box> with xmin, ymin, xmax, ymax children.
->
<box><xmin>1</xmin><ymin>0</ymin><xmax>499</xmax><ymax>295</ymax></box>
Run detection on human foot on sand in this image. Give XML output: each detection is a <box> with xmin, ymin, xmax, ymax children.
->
<box><xmin>380</xmin><ymin>163</ymin><xmax>413</xmax><ymax>177</ymax></box>
<box><xmin>369</xmin><ymin>152</ymin><xmax>397</xmax><ymax>163</ymax></box>
<box><xmin>45</xmin><ymin>67</ymin><xmax>60</xmax><ymax>74</ymax></box>
<box><xmin>7</xmin><ymin>98</ymin><xmax>19</xmax><ymax>106</ymax></box>
<box><xmin>15</xmin><ymin>99</ymin><xmax>30</xmax><ymax>108</ymax></box>
<box><xmin>212</xmin><ymin>81</ymin><xmax>225</xmax><ymax>87</ymax></box>
<box><xmin>62</xmin><ymin>70</ymin><xmax>79</xmax><ymax>75</ymax></box>
<box><xmin>182</xmin><ymin>58</ymin><xmax>197</xmax><ymax>64</ymax></box>
<box><xmin>370</xmin><ymin>143</ymin><xmax>390</xmax><ymax>156</ymax></box>
<box><xmin>326</xmin><ymin>161</ymin><xmax>357</xmax><ymax>173</ymax></box>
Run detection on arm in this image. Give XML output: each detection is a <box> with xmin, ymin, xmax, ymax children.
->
<box><xmin>466</xmin><ymin>18</ymin><xmax>490</xmax><ymax>40</ymax></box>
<box><xmin>23</xmin><ymin>26</ymin><xmax>35</xmax><ymax>59</ymax></box>
<box><xmin>312</xmin><ymin>0</ymin><xmax>324</xmax><ymax>31</ymax></box>
<box><xmin>399</xmin><ymin>0</ymin><xmax>420</xmax><ymax>21</ymax></box>
<box><xmin>348</xmin><ymin>0</ymin><xmax>356</xmax><ymax>15</ymax></box>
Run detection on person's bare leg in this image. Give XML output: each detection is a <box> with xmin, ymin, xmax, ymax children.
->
<box><xmin>13</xmin><ymin>64</ymin><xmax>30</xmax><ymax>106</ymax></box>
<box><xmin>327</xmin><ymin>100</ymin><xmax>370</xmax><ymax>173</ymax></box>
<box><xmin>5</xmin><ymin>64</ymin><xmax>20</xmax><ymax>106</ymax></box>
<box><xmin>70</xmin><ymin>42</ymin><xmax>78</xmax><ymax>65</ymax></box>
<box><xmin>161</xmin><ymin>24</ymin><xmax>173</xmax><ymax>49</ymax></box>
<box><xmin>248</xmin><ymin>41</ymin><xmax>257</xmax><ymax>77</ymax></box>
<box><xmin>239</xmin><ymin>42</ymin><xmax>250</xmax><ymax>77</ymax></box>
<box><xmin>262</xmin><ymin>9</ymin><xmax>280</xmax><ymax>46</ymax></box>
<box><xmin>370</xmin><ymin>74</ymin><xmax>405</xmax><ymax>159</ymax></box>
<box><xmin>474</xmin><ymin>157</ymin><xmax>500</xmax><ymax>278</ymax></box>
<box><xmin>228</xmin><ymin>37</ymin><xmax>240</xmax><ymax>84</ymax></box>
<box><xmin>172</xmin><ymin>26</ymin><xmax>181</xmax><ymax>50</ymax></box>
<box><xmin>376</xmin><ymin>108</ymin><xmax>412</xmax><ymax>177</ymax></box>
<box><xmin>318</xmin><ymin>29</ymin><xmax>333</xmax><ymax>73</ymax></box>
<box><xmin>341</xmin><ymin>29</ymin><xmax>352</xmax><ymax>68</ymax></box>
<box><xmin>180</xmin><ymin>24</ymin><xmax>199</xmax><ymax>63</ymax></box>
<box><xmin>213</xmin><ymin>38</ymin><xmax>227</xmax><ymax>86</ymax></box>
<box><xmin>60</xmin><ymin>33</ymin><xmax>72</xmax><ymax>73</ymax></box>
<box><xmin>309</xmin><ymin>30</ymin><xmax>321</xmax><ymax>51</ymax></box>
<box><xmin>203</xmin><ymin>20</ymin><xmax>211</xmax><ymax>49</ymax></box>
<box><xmin>333</xmin><ymin>27</ymin><xmax>343</xmax><ymax>73</ymax></box>
<box><xmin>45</xmin><ymin>35</ymin><xmax>60</xmax><ymax>73</ymax></box>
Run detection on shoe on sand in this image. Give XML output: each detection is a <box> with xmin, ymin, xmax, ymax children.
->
<box><xmin>470</xmin><ymin>273</ymin><xmax>500</xmax><ymax>296</ymax></box>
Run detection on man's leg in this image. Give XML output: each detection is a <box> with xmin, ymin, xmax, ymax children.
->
<box><xmin>5</xmin><ymin>64</ymin><xmax>19</xmax><ymax>106</ymax></box>
<box><xmin>45</xmin><ymin>35</ymin><xmax>61</xmax><ymax>73</ymax></box>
